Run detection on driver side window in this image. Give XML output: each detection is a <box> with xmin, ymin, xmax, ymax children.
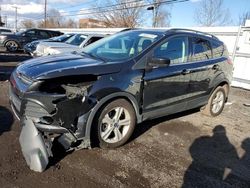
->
<box><xmin>153</xmin><ymin>36</ymin><xmax>188</xmax><ymax>64</ymax></box>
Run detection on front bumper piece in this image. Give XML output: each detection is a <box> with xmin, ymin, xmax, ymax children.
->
<box><xmin>19</xmin><ymin>118</ymin><xmax>51</xmax><ymax>172</ymax></box>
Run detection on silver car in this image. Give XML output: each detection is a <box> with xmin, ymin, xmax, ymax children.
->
<box><xmin>34</xmin><ymin>33</ymin><xmax>105</xmax><ymax>56</ymax></box>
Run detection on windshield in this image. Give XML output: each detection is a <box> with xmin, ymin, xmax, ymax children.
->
<box><xmin>16</xmin><ymin>30</ymin><xmax>26</xmax><ymax>35</ymax></box>
<box><xmin>50</xmin><ymin>34</ymin><xmax>73</xmax><ymax>42</ymax></box>
<box><xmin>82</xmin><ymin>30</ymin><xmax>163</xmax><ymax>62</ymax></box>
<box><xmin>65</xmin><ymin>34</ymin><xmax>87</xmax><ymax>46</ymax></box>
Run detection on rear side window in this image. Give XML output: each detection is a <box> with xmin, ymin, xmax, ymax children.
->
<box><xmin>153</xmin><ymin>36</ymin><xmax>188</xmax><ymax>64</ymax></box>
<box><xmin>39</xmin><ymin>31</ymin><xmax>50</xmax><ymax>38</ymax></box>
<box><xmin>192</xmin><ymin>38</ymin><xmax>212</xmax><ymax>61</ymax></box>
<box><xmin>211</xmin><ymin>41</ymin><xmax>224</xmax><ymax>58</ymax></box>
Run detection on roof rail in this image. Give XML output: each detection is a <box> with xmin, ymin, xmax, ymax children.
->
<box><xmin>167</xmin><ymin>28</ymin><xmax>219</xmax><ymax>40</ymax></box>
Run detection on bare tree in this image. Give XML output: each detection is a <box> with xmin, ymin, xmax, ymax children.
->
<box><xmin>93</xmin><ymin>0</ymin><xmax>144</xmax><ymax>28</ymax></box>
<box><xmin>147</xmin><ymin>0</ymin><xmax>171</xmax><ymax>27</ymax></box>
<box><xmin>20</xmin><ymin>19</ymin><xmax>36</xmax><ymax>28</ymax></box>
<box><xmin>37</xmin><ymin>9</ymin><xmax>77</xmax><ymax>28</ymax></box>
<box><xmin>238</xmin><ymin>11</ymin><xmax>250</xmax><ymax>26</ymax></box>
<box><xmin>194</xmin><ymin>0</ymin><xmax>231</xmax><ymax>26</ymax></box>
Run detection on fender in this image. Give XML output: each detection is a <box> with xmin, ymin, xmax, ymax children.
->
<box><xmin>84</xmin><ymin>92</ymin><xmax>142</xmax><ymax>141</ymax></box>
<box><xmin>209</xmin><ymin>72</ymin><xmax>230</xmax><ymax>96</ymax></box>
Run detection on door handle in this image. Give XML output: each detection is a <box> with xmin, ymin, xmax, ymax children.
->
<box><xmin>182</xmin><ymin>69</ymin><xmax>191</xmax><ymax>75</ymax></box>
<box><xmin>212</xmin><ymin>64</ymin><xmax>219</xmax><ymax>70</ymax></box>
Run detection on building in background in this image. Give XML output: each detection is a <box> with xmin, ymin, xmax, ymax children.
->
<box><xmin>79</xmin><ymin>18</ymin><xmax>105</xmax><ymax>28</ymax></box>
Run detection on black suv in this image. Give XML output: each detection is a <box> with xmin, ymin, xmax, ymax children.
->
<box><xmin>0</xmin><ymin>28</ymin><xmax>62</xmax><ymax>52</ymax></box>
<box><xmin>9</xmin><ymin>29</ymin><xmax>233</xmax><ymax>172</ymax></box>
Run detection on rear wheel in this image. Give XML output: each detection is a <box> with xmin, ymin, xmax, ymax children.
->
<box><xmin>96</xmin><ymin>99</ymin><xmax>136</xmax><ymax>148</ymax></box>
<box><xmin>5</xmin><ymin>40</ymin><xmax>19</xmax><ymax>52</ymax></box>
<box><xmin>201</xmin><ymin>86</ymin><xmax>226</xmax><ymax>117</ymax></box>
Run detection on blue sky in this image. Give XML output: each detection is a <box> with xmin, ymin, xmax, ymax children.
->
<box><xmin>0</xmin><ymin>0</ymin><xmax>249</xmax><ymax>27</ymax></box>
<box><xmin>171</xmin><ymin>0</ymin><xmax>250</xmax><ymax>26</ymax></box>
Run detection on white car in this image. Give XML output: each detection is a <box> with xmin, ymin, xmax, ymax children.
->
<box><xmin>34</xmin><ymin>33</ymin><xmax>104</xmax><ymax>57</ymax></box>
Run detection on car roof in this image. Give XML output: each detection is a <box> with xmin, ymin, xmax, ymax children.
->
<box><xmin>124</xmin><ymin>28</ymin><xmax>220</xmax><ymax>42</ymax></box>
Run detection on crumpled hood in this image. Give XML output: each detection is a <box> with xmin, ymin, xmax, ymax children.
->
<box><xmin>16</xmin><ymin>53</ymin><xmax>122</xmax><ymax>80</ymax></box>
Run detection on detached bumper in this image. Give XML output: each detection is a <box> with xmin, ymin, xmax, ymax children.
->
<box><xmin>19</xmin><ymin>118</ymin><xmax>51</xmax><ymax>172</ymax></box>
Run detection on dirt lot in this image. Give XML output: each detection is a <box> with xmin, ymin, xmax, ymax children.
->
<box><xmin>0</xmin><ymin>51</ymin><xmax>250</xmax><ymax>188</ymax></box>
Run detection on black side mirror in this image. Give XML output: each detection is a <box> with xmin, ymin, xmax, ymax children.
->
<box><xmin>149</xmin><ymin>57</ymin><xmax>170</xmax><ymax>67</ymax></box>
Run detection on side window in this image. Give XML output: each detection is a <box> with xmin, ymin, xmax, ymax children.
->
<box><xmin>192</xmin><ymin>38</ymin><xmax>212</xmax><ymax>61</ymax></box>
<box><xmin>211</xmin><ymin>41</ymin><xmax>224</xmax><ymax>58</ymax></box>
<box><xmin>39</xmin><ymin>31</ymin><xmax>50</xmax><ymax>38</ymax></box>
<box><xmin>153</xmin><ymin>36</ymin><xmax>188</xmax><ymax>64</ymax></box>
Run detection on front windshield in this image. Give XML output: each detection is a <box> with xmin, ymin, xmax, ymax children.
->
<box><xmin>82</xmin><ymin>30</ymin><xmax>163</xmax><ymax>62</ymax></box>
<box><xmin>16</xmin><ymin>30</ymin><xmax>25</xmax><ymax>35</ymax></box>
<box><xmin>51</xmin><ymin>34</ymin><xmax>72</xmax><ymax>42</ymax></box>
<box><xmin>65</xmin><ymin>34</ymin><xmax>87</xmax><ymax>46</ymax></box>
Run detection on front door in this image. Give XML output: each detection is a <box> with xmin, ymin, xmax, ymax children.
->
<box><xmin>143</xmin><ymin>36</ymin><xmax>191</xmax><ymax>119</ymax></box>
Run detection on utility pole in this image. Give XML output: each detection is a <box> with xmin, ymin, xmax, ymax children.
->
<box><xmin>44</xmin><ymin>0</ymin><xmax>47</xmax><ymax>28</ymax></box>
<box><xmin>147</xmin><ymin>4</ymin><xmax>157</xmax><ymax>27</ymax></box>
<box><xmin>12</xmin><ymin>6</ymin><xmax>20</xmax><ymax>31</ymax></box>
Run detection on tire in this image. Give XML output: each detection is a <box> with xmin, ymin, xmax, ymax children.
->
<box><xmin>5</xmin><ymin>40</ymin><xmax>19</xmax><ymax>52</ymax></box>
<box><xmin>95</xmin><ymin>99</ymin><xmax>136</xmax><ymax>148</ymax></box>
<box><xmin>201</xmin><ymin>86</ymin><xmax>226</xmax><ymax>117</ymax></box>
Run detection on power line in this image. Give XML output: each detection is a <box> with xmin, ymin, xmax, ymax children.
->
<box><xmin>43</xmin><ymin>0</ymin><xmax>189</xmax><ymax>19</ymax></box>
<box><xmin>62</xmin><ymin>0</ymin><xmax>144</xmax><ymax>14</ymax></box>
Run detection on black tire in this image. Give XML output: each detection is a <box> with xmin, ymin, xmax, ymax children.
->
<box><xmin>201</xmin><ymin>86</ymin><xmax>226</xmax><ymax>117</ymax></box>
<box><xmin>95</xmin><ymin>99</ymin><xmax>136</xmax><ymax>149</ymax></box>
<box><xmin>5</xmin><ymin>40</ymin><xmax>19</xmax><ymax>52</ymax></box>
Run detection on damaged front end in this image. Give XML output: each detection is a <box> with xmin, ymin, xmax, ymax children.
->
<box><xmin>10</xmin><ymin>74</ymin><xmax>98</xmax><ymax>172</ymax></box>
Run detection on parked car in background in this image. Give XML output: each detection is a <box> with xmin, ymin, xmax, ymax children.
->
<box><xmin>0</xmin><ymin>28</ymin><xmax>63</xmax><ymax>52</ymax></box>
<box><xmin>0</xmin><ymin>28</ymin><xmax>12</xmax><ymax>34</ymax></box>
<box><xmin>24</xmin><ymin>33</ymin><xmax>75</xmax><ymax>56</ymax></box>
<box><xmin>34</xmin><ymin>33</ymin><xmax>104</xmax><ymax>56</ymax></box>
<box><xmin>9</xmin><ymin>28</ymin><xmax>233</xmax><ymax>172</ymax></box>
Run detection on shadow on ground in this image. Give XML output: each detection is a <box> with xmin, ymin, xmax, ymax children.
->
<box><xmin>182</xmin><ymin>125</ymin><xmax>250</xmax><ymax>187</ymax></box>
<box><xmin>0</xmin><ymin>106</ymin><xmax>14</xmax><ymax>136</ymax></box>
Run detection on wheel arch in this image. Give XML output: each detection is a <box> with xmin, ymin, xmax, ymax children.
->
<box><xmin>210</xmin><ymin>79</ymin><xmax>230</xmax><ymax>100</ymax></box>
<box><xmin>85</xmin><ymin>92</ymin><xmax>142</xmax><ymax>142</ymax></box>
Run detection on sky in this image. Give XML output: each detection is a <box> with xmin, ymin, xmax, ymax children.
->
<box><xmin>0</xmin><ymin>0</ymin><xmax>249</xmax><ymax>28</ymax></box>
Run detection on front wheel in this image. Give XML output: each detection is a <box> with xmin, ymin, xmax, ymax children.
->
<box><xmin>5</xmin><ymin>40</ymin><xmax>19</xmax><ymax>52</ymax></box>
<box><xmin>96</xmin><ymin>99</ymin><xmax>136</xmax><ymax>148</ymax></box>
<box><xmin>201</xmin><ymin>86</ymin><xmax>226</xmax><ymax>117</ymax></box>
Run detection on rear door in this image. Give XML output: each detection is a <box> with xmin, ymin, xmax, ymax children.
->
<box><xmin>185</xmin><ymin>37</ymin><xmax>216</xmax><ymax>107</ymax></box>
<box><xmin>143</xmin><ymin>35</ymin><xmax>191</xmax><ymax>118</ymax></box>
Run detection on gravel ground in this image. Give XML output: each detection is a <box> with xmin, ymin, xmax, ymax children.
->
<box><xmin>0</xmin><ymin>52</ymin><xmax>250</xmax><ymax>188</ymax></box>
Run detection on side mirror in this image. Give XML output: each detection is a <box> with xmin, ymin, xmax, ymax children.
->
<box><xmin>149</xmin><ymin>57</ymin><xmax>170</xmax><ymax>67</ymax></box>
